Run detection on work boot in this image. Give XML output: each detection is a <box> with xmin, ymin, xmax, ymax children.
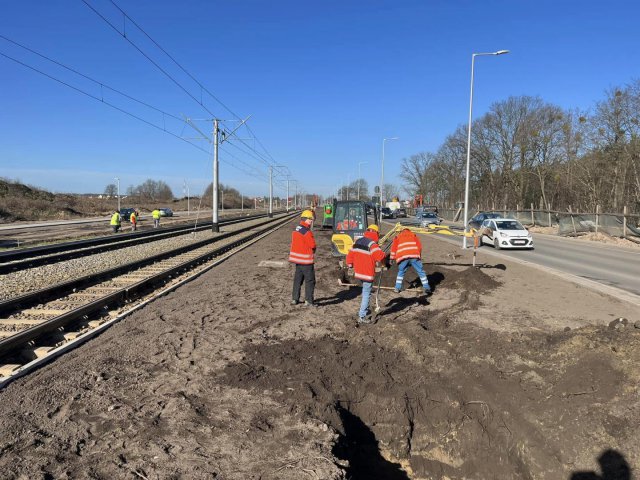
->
<box><xmin>424</xmin><ymin>287</ymin><xmax>432</xmax><ymax>295</ymax></box>
<box><xmin>290</xmin><ymin>299</ymin><xmax>299</xmax><ymax>305</ymax></box>
<box><xmin>304</xmin><ymin>301</ymin><xmax>318</xmax><ymax>307</ymax></box>
<box><xmin>394</xmin><ymin>287</ymin><xmax>401</xmax><ymax>293</ymax></box>
<box><xmin>358</xmin><ymin>316</ymin><xmax>373</xmax><ymax>325</ymax></box>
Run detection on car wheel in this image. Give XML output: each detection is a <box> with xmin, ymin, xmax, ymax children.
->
<box><xmin>494</xmin><ymin>238</ymin><xmax>501</xmax><ymax>250</ymax></box>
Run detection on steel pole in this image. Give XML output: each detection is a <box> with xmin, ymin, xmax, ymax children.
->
<box><xmin>268</xmin><ymin>165</ymin><xmax>273</xmax><ymax>217</ymax></box>
<box><xmin>462</xmin><ymin>55</ymin><xmax>476</xmax><ymax>249</ymax></box>
<box><xmin>212</xmin><ymin>119</ymin><xmax>220</xmax><ymax>232</ymax></box>
<box><xmin>286</xmin><ymin>178</ymin><xmax>290</xmax><ymax>211</ymax></box>
<box><xmin>115</xmin><ymin>177</ymin><xmax>120</xmax><ymax>212</ymax></box>
<box><xmin>381</xmin><ymin>139</ymin><xmax>385</xmax><ymax>206</ymax></box>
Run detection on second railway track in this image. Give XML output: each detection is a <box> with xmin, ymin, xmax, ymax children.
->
<box><xmin>0</xmin><ymin>212</ymin><xmax>297</xmax><ymax>385</ymax></box>
<box><xmin>0</xmin><ymin>211</ymin><xmax>275</xmax><ymax>273</ymax></box>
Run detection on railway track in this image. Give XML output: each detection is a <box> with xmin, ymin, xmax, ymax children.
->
<box><xmin>0</xmin><ymin>212</ymin><xmax>297</xmax><ymax>386</ymax></box>
<box><xmin>0</xmin><ymin>212</ymin><xmax>272</xmax><ymax>274</ymax></box>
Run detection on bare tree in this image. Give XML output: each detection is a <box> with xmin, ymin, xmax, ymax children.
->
<box><xmin>104</xmin><ymin>183</ymin><xmax>117</xmax><ymax>196</ymax></box>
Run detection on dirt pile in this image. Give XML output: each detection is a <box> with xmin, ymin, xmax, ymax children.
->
<box><xmin>0</xmin><ymin>220</ymin><xmax>638</xmax><ymax>479</ymax></box>
<box><xmin>223</xmin><ymin>321</ymin><xmax>640</xmax><ymax>479</ymax></box>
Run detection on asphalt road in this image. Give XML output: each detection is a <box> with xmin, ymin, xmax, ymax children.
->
<box><xmin>385</xmin><ymin>218</ymin><xmax>640</xmax><ymax>299</ymax></box>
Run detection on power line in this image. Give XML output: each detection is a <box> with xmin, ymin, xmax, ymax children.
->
<box><xmin>81</xmin><ymin>0</ymin><xmax>216</xmax><ymax>119</ymax></box>
<box><xmin>84</xmin><ymin>0</ymin><xmax>289</xmax><ymax>176</ymax></box>
<box><xmin>0</xmin><ymin>34</ymin><xmax>182</xmax><ymax>122</ymax></box>
<box><xmin>108</xmin><ymin>0</ymin><xmax>241</xmax><ymax>121</ymax></box>
<box><xmin>0</xmin><ymin>49</ymin><xmax>267</xmax><ymax>181</ymax></box>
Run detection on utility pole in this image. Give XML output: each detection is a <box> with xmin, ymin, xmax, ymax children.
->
<box><xmin>358</xmin><ymin>161</ymin><xmax>367</xmax><ymax>200</ymax></box>
<box><xmin>114</xmin><ymin>177</ymin><xmax>120</xmax><ymax>211</ymax></box>
<box><xmin>221</xmin><ymin>188</ymin><xmax>224</xmax><ymax>212</ymax></box>
<box><xmin>184</xmin><ymin>114</ymin><xmax>250</xmax><ymax>232</ymax></box>
<box><xmin>286</xmin><ymin>176</ymin><xmax>290</xmax><ymax>211</ymax></box>
<box><xmin>212</xmin><ymin>119</ymin><xmax>220</xmax><ymax>232</ymax></box>
<box><xmin>183</xmin><ymin>179</ymin><xmax>190</xmax><ymax>216</ymax></box>
<box><xmin>269</xmin><ymin>165</ymin><xmax>274</xmax><ymax>217</ymax></box>
<box><xmin>241</xmin><ymin>194</ymin><xmax>244</xmax><ymax>212</ymax></box>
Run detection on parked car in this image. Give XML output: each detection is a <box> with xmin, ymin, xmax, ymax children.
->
<box><xmin>119</xmin><ymin>208</ymin><xmax>136</xmax><ymax>221</ymax></box>
<box><xmin>158</xmin><ymin>208</ymin><xmax>173</xmax><ymax>217</ymax></box>
<box><xmin>380</xmin><ymin>207</ymin><xmax>395</xmax><ymax>219</ymax></box>
<box><xmin>468</xmin><ymin>212</ymin><xmax>502</xmax><ymax>230</ymax></box>
<box><xmin>417</xmin><ymin>211</ymin><xmax>441</xmax><ymax>227</ymax></box>
<box><xmin>395</xmin><ymin>208</ymin><xmax>408</xmax><ymax>218</ymax></box>
<box><xmin>479</xmin><ymin>218</ymin><xmax>533</xmax><ymax>249</ymax></box>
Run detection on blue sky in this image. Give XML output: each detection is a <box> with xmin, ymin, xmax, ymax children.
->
<box><xmin>1</xmin><ymin>0</ymin><xmax>639</xmax><ymax>198</ymax></box>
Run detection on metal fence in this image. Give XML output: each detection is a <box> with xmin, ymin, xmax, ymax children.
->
<box><xmin>430</xmin><ymin>205</ymin><xmax>640</xmax><ymax>240</ymax></box>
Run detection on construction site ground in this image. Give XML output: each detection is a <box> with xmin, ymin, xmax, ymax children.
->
<box><xmin>0</xmin><ymin>219</ymin><xmax>638</xmax><ymax>479</ymax></box>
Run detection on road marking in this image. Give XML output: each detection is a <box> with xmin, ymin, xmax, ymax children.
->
<box><xmin>382</xmin><ymin>219</ymin><xmax>640</xmax><ymax>307</ymax></box>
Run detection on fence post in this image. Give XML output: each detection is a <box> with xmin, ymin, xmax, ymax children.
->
<box><xmin>569</xmin><ymin>206</ymin><xmax>577</xmax><ymax>236</ymax></box>
<box><xmin>516</xmin><ymin>203</ymin><xmax>520</xmax><ymax>222</ymax></box>
<box><xmin>623</xmin><ymin>205</ymin><xmax>628</xmax><ymax>238</ymax></box>
<box><xmin>595</xmin><ymin>204</ymin><xmax>600</xmax><ymax>234</ymax></box>
<box><xmin>547</xmin><ymin>203</ymin><xmax>552</xmax><ymax>227</ymax></box>
<box><xmin>504</xmin><ymin>204</ymin><xmax>507</xmax><ymax>217</ymax></box>
<box><xmin>531</xmin><ymin>203</ymin><xmax>535</xmax><ymax>226</ymax></box>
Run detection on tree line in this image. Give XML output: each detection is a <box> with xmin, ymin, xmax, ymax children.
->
<box><xmin>104</xmin><ymin>179</ymin><xmax>174</xmax><ymax>202</ymax></box>
<box><xmin>400</xmin><ymin>79</ymin><xmax>640</xmax><ymax>214</ymax></box>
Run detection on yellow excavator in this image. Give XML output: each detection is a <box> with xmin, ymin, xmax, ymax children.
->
<box><xmin>330</xmin><ymin>200</ymin><xmax>378</xmax><ymax>256</ymax></box>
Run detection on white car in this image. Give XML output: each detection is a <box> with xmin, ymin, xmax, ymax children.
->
<box><xmin>479</xmin><ymin>218</ymin><xmax>533</xmax><ymax>249</ymax></box>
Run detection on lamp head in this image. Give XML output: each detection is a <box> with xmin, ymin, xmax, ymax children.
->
<box><xmin>495</xmin><ymin>50</ymin><xmax>510</xmax><ymax>55</ymax></box>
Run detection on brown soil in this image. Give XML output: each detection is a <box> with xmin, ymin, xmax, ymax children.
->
<box><xmin>0</xmin><ymin>221</ymin><xmax>638</xmax><ymax>479</ymax></box>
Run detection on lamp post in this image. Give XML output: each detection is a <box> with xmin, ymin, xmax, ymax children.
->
<box><xmin>462</xmin><ymin>49</ymin><xmax>509</xmax><ymax>248</ymax></box>
<box><xmin>358</xmin><ymin>161</ymin><xmax>368</xmax><ymax>200</ymax></box>
<box><xmin>114</xmin><ymin>177</ymin><xmax>120</xmax><ymax>211</ymax></box>
<box><xmin>183</xmin><ymin>179</ymin><xmax>190</xmax><ymax>216</ymax></box>
<box><xmin>381</xmin><ymin>137</ymin><xmax>398</xmax><ymax>205</ymax></box>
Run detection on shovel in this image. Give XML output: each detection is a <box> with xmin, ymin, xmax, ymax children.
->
<box><xmin>369</xmin><ymin>268</ymin><xmax>385</xmax><ymax>323</ymax></box>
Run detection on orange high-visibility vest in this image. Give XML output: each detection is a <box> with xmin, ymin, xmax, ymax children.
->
<box><xmin>346</xmin><ymin>233</ymin><xmax>386</xmax><ymax>282</ymax></box>
<box><xmin>288</xmin><ymin>222</ymin><xmax>316</xmax><ymax>265</ymax></box>
<box><xmin>390</xmin><ymin>230</ymin><xmax>422</xmax><ymax>262</ymax></box>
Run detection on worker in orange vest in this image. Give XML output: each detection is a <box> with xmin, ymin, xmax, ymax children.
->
<box><xmin>289</xmin><ymin>210</ymin><xmax>317</xmax><ymax>306</ymax></box>
<box><xmin>130</xmin><ymin>210</ymin><xmax>137</xmax><ymax>232</ymax></box>
<box><xmin>346</xmin><ymin>224</ymin><xmax>387</xmax><ymax>324</ymax></box>
<box><xmin>390</xmin><ymin>228</ymin><xmax>431</xmax><ymax>294</ymax></box>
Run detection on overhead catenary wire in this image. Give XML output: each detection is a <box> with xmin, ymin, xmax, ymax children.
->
<box><xmin>81</xmin><ymin>0</ymin><xmax>217</xmax><ymax>120</ymax></box>
<box><xmin>0</xmin><ymin>49</ymin><xmax>267</xmax><ymax>182</ymax></box>
<box><xmin>0</xmin><ymin>34</ymin><xmax>182</xmax><ymax>122</ymax></box>
<box><xmin>84</xmin><ymin>0</ymin><xmax>292</xmax><ymax>178</ymax></box>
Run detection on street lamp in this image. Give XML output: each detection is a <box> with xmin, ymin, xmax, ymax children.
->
<box><xmin>381</xmin><ymin>137</ymin><xmax>398</xmax><ymax>205</ymax></box>
<box><xmin>462</xmin><ymin>49</ymin><xmax>509</xmax><ymax>248</ymax></box>
<box><xmin>358</xmin><ymin>161</ymin><xmax>368</xmax><ymax>200</ymax></box>
<box><xmin>114</xmin><ymin>177</ymin><xmax>120</xmax><ymax>212</ymax></box>
<box><xmin>183</xmin><ymin>179</ymin><xmax>190</xmax><ymax>216</ymax></box>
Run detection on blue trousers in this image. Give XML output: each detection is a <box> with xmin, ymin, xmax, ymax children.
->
<box><xmin>395</xmin><ymin>258</ymin><xmax>430</xmax><ymax>291</ymax></box>
<box><xmin>359</xmin><ymin>281</ymin><xmax>373</xmax><ymax>318</ymax></box>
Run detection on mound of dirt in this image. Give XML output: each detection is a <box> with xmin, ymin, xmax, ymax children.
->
<box><xmin>339</xmin><ymin>262</ymin><xmax>501</xmax><ymax>295</ymax></box>
<box><xmin>223</xmin><ymin>321</ymin><xmax>640</xmax><ymax>479</ymax></box>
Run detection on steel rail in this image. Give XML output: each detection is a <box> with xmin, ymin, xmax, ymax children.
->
<box><xmin>0</xmin><ymin>213</ymin><xmax>296</xmax><ymax>359</ymax></box>
<box><xmin>0</xmin><ymin>213</ymin><xmax>294</xmax><ymax>316</ymax></box>
<box><xmin>0</xmin><ymin>212</ymin><xmax>275</xmax><ymax>273</ymax></box>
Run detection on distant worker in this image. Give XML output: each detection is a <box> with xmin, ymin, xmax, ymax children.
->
<box><xmin>390</xmin><ymin>228</ymin><xmax>431</xmax><ymax>294</ymax></box>
<box><xmin>346</xmin><ymin>224</ymin><xmax>387</xmax><ymax>324</ymax></box>
<box><xmin>110</xmin><ymin>210</ymin><xmax>121</xmax><ymax>233</ymax></box>
<box><xmin>152</xmin><ymin>209</ymin><xmax>161</xmax><ymax>228</ymax></box>
<box><xmin>289</xmin><ymin>210</ymin><xmax>317</xmax><ymax>307</ymax></box>
<box><xmin>130</xmin><ymin>210</ymin><xmax>137</xmax><ymax>232</ymax></box>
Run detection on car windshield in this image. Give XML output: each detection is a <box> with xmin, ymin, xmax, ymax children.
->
<box><xmin>496</xmin><ymin>220</ymin><xmax>525</xmax><ymax>230</ymax></box>
<box><xmin>381</xmin><ymin>208</ymin><xmax>391</xmax><ymax>213</ymax></box>
<box><xmin>421</xmin><ymin>213</ymin><xmax>437</xmax><ymax>218</ymax></box>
